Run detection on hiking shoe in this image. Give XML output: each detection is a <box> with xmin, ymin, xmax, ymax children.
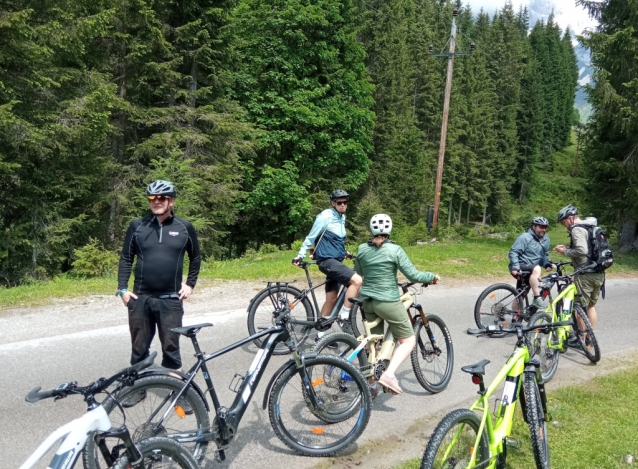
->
<box><xmin>532</xmin><ymin>297</ymin><xmax>547</xmax><ymax>308</ymax></box>
<box><xmin>567</xmin><ymin>336</ymin><xmax>581</xmax><ymax>348</ymax></box>
<box><xmin>315</xmin><ymin>335</ymin><xmax>338</xmax><ymax>349</ymax></box>
<box><xmin>121</xmin><ymin>390</ymin><xmax>147</xmax><ymax>408</ymax></box>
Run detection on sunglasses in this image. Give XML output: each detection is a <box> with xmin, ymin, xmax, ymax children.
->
<box><xmin>334</xmin><ymin>200</ymin><xmax>348</xmax><ymax>206</ymax></box>
<box><xmin>148</xmin><ymin>195</ymin><xmax>170</xmax><ymax>202</ymax></box>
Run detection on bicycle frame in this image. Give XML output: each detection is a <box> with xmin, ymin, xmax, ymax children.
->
<box><xmin>544</xmin><ymin>282</ymin><xmax>576</xmax><ymax>351</ymax></box>
<box><xmin>467</xmin><ymin>346</ymin><xmax>530</xmax><ymax>468</ymax></box>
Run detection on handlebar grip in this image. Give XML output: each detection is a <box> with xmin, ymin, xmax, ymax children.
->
<box><xmin>25</xmin><ymin>386</ymin><xmax>58</xmax><ymax>403</ymax></box>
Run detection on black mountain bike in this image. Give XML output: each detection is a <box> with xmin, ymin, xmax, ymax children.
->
<box><xmin>474</xmin><ymin>265</ymin><xmax>558</xmax><ymax>329</ymax></box>
<box><xmin>84</xmin><ymin>297</ymin><xmax>372</xmax><ymax>468</ymax></box>
<box><xmin>247</xmin><ymin>260</ymin><xmax>355</xmax><ymax>354</ymax></box>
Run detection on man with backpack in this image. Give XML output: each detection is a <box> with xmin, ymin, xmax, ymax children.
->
<box><xmin>554</xmin><ymin>204</ymin><xmax>610</xmax><ymax>338</ymax></box>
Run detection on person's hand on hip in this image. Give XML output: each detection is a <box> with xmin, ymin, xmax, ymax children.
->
<box><xmin>179</xmin><ymin>284</ymin><xmax>193</xmax><ymax>300</ymax></box>
<box><xmin>121</xmin><ymin>291</ymin><xmax>138</xmax><ymax>306</ymax></box>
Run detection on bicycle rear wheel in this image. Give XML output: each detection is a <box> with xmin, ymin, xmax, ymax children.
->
<box><xmin>474</xmin><ymin>283</ymin><xmax>524</xmax><ymax>329</ymax></box>
<box><xmin>311</xmin><ymin>332</ymin><xmax>370</xmax><ymax>375</ymax></box>
<box><xmin>348</xmin><ymin>302</ymin><xmax>366</xmax><ymax>339</ymax></box>
<box><xmin>268</xmin><ymin>354</ymin><xmax>371</xmax><ymax>456</ymax></box>
<box><xmin>528</xmin><ymin>312</ymin><xmax>560</xmax><ymax>382</ymax></box>
<box><xmin>421</xmin><ymin>408</ymin><xmax>490</xmax><ymax>469</ymax></box>
<box><xmin>83</xmin><ymin>375</ymin><xmax>209</xmax><ymax>469</ymax></box>
<box><xmin>247</xmin><ymin>284</ymin><xmax>315</xmax><ymax>354</ymax></box>
<box><xmin>411</xmin><ymin>315</ymin><xmax>454</xmax><ymax>393</ymax></box>
<box><xmin>573</xmin><ymin>304</ymin><xmax>601</xmax><ymax>363</ymax></box>
<box><xmin>523</xmin><ymin>373</ymin><xmax>550</xmax><ymax>469</ymax></box>
<box><xmin>111</xmin><ymin>437</ymin><xmax>200</xmax><ymax>469</ymax></box>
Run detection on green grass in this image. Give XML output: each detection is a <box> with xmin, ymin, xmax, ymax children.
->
<box><xmin>396</xmin><ymin>367</ymin><xmax>638</xmax><ymax>469</ymax></box>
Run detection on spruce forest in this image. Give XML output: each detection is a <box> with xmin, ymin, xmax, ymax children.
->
<box><xmin>0</xmin><ymin>0</ymin><xmax>632</xmax><ymax>287</ymax></box>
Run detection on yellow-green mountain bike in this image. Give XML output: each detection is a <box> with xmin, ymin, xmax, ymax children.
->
<box><xmin>421</xmin><ymin>320</ymin><xmax>570</xmax><ymax>469</ymax></box>
<box><xmin>528</xmin><ymin>261</ymin><xmax>601</xmax><ymax>382</ymax></box>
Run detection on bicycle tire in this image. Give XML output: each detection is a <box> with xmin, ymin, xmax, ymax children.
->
<box><xmin>474</xmin><ymin>283</ymin><xmax>525</xmax><ymax>329</ymax></box>
<box><xmin>348</xmin><ymin>302</ymin><xmax>366</xmax><ymax>340</ymax></box>
<box><xmin>311</xmin><ymin>332</ymin><xmax>370</xmax><ymax>374</ymax></box>
<box><xmin>268</xmin><ymin>354</ymin><xmax>371</xmax><ymax>456</ymax></box>
<box><xmin>523</xmin><ymin>373</ymin><xmax>550</xmax><ymax>469</ymax></box>
<box><xmin>110</xmin><ymin>437</ymin><xmax>200</xmax><ymax>469</ymax></box>
<box><xmin>421</xmin><ymin>408</ymin><xmax>490</xmax><ymax>469</ymax></box>
<box><xmin>573</xmin><ymin>304</ymin><xmax>601</xmax><ymax>363</ymax></box>
<box><xmin>528</xmin><ymin>311</ymin><xmax>560</xmax><ymax>382</ymax></box>
<box><xmin>411</xmin><ymin>315</ymin><xmax>454</xmax><ymax>393</ymax></box>
<box><xmin>83</xmin><ymin>375</ymin><xmax>210</xmax><ymax>469</ymax></box>
<box><xmin>247</xmin><ymin>284</ymin><xmax>315</xmax><ymax>354</ymax></box>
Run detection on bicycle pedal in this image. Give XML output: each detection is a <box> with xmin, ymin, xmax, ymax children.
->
<box><xmin>214</xmin><ymin>450</ymin><xmax>226</xmax><ymax>462</ymax></box>
<box><xmin>505</xmin><ymin>436</ymin><xmax>521</xmax><ymax>450</ymax></box>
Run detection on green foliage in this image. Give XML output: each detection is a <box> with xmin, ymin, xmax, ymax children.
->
<box><xmin>71</xmin><ymin>238</ymin><xmax>119</xmax><ymax>278</ymax></box>
<box><xmin>258</xmin><ymin>243</ymin><xmax>279</xmax><ymax>254</ymax></box>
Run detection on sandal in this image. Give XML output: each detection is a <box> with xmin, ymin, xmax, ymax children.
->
<box><xmin>378</xmin><ymin>373</ymin><xmax>403</xmax><ymax>395</ymax></box>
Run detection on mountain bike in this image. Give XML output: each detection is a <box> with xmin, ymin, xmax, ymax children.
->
<box><xmin>85</xmin><ymin>297</ymin><xmax>372</xmax><ymax>468</ymax></box>
<box><xmin>19</xmin><ymin>351</ymin><xmax>199</xmax><ymax>469</ymax></box>
<box><xmin>474</xmin><ymin>267</ymin><xmax>556</xmax><ymax>329</ymax></box>
<box><xmin>528</xmin><ymin>262</ymin><xmax>601</xmax><ymax>382</ymax></box>
<box><xmin>421</xmin><ymin>320</ymin><xmax>571</xmax><ymax>469</ymax></box>
<box><xmin>313</xmin><ymin>282</ymin><xmax>454</xmax><ymax>394</ymax></box>
<box><xmin>247</xmin><ymin>260</ymin><xmax>356</xmax><ymax>354</ymax></box>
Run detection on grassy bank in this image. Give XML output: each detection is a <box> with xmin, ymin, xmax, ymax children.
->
<box><xmin>2</xmin><ymin>227</ymin><xmax>637</xmax><ymax>309</ymax></box>
<box><xmin>396</xmin><ymin>366</ymin><xmax>638</xmax><ymax>469</ymax></box>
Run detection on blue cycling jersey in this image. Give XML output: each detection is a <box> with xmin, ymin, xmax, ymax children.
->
<box><xmin>297</xmin><ymin>208</ymin><xmax>347</xmax><ymax>262</ymax></box>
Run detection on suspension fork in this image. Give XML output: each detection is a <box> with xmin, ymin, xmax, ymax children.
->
<box><xmin>293</xmin><ymin>351</ymin><xmax>325</xmax><ymax>412</ymax></box>
<box><xmin>525</xmin><ymin>359</ymin><xmax>552</xmax><ymax>422</ymax></box>
<box><xmin>415</xmin><ymin>305</ymin><xmax>440</xmax><ymax>354</ymax></box>
<box><xmin>97</xmin><ymin>426</ymin><xmax>145</xmax><ymax>468</ymax></box>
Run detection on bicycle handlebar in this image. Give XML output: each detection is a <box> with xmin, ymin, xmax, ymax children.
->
<box><xmin>466</xmin><ymin>319</ymin><xmax>573</xmax><ymax>337</ymax></box>
<box><xmin>25</xmin><ymin>352</ymin><xmax>157</xmax><ymax>403</ymax></box>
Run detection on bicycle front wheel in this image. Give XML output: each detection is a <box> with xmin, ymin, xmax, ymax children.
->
<box><xmin>474</xmin><ymin>283</ymin><xmax>524</xmax><ymax>329</ymax></box>
<box><xmin>83</xmin><ymin>375</ymin><xmax>210</xmax><ymax>469</ymax></box>
<box><xmin>523</xmin><ymin>373</ymin><xmax>550</xmax><ymax>469</ymax></box>
<box><xmin>247</xmin><ymin>284</ymin><xmax>315</xmax><ymax>354</ymax></box>
<box><xmin>111</xmin><ymin>437</ymin><xmax>200</xmax><ymax>469</ymax></box>
<box><xmin>421</xmin><ymin>408</ymin><xmax>490</xmax><ymax>469</ymax></box>
<box><xmin>411</xmin><ymin>315</ymin><xmax>454</xmax><ymax>393</ymax></box>
<box><xmin>573</xmin><ymin>304</ymin><xmax>601</xmax><ymax>363</ymax></box>
<box><xmin>268</xmin><ymin>354</ymin><xmax>372</xmax><ymax>456</ymax></box>
<box><xmin>528</xmin><ymin>312</ymin><xmax>560</xmax><ymax>382</ymax></box>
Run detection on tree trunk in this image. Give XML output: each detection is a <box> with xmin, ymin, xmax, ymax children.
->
<box><xmin>482</xmin><ymin>205</ymin><xmax>487</xmax><ymax>225</ymax></box>
<box><xmin>448</xmin><ymin>197</ymin><xmax>453</xmax><ymax>226</ymax></box>
<box><xmin>618</xmin><ymin>219</ymin><xmax>638</xmax><ymax>253</ymax></box>
<box><xmin>467</xmin><ymin>200</ymin><xmax>471</xmax><ymax>225</ymax></box>
<box><xmin>457</xmin><ymin>200</ymin><xmax>463</xmax><ymax>224</ymax></box>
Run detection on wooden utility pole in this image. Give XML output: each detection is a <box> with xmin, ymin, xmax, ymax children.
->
<box><xmin>430</xmin><ymin>9</ymin><xmax>474</xmax><ymax>228</ymax></box>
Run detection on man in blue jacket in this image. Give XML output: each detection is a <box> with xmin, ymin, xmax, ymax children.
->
<box><xmin>293</xmin><ymin>190</ymin><xmax>362</xmax><ymax>340</ymax></box>
<box><xmin>508</xmin><ymin>216</ymin><xmax>553</xmax><ymax>308</ymax></box>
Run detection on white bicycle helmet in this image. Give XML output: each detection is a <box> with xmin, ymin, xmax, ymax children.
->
<box><xmin>370</xmin><ymin>214</ymin><xmax>392</xmax><ymax>236</ymax></box>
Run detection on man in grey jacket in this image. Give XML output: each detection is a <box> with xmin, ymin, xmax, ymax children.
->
<box><xmin>508</xmin><ymin>216</ymin><xmax>553</xmax><ymax>308</ymax></box>
<box><xmin>554</xmin><ymin>204</ymin><xmax>604</xmax><ymax>333</ymax></box>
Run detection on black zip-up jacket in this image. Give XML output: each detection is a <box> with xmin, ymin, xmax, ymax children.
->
<box><xmin>117</xmin><ymin>213</ymin><xmax>201</xmax><ymax>296</ymax></box>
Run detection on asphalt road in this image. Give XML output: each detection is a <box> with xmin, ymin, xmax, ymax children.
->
<box><xmin>2</xmin><ymin>278</ymin><xmax>636</xmax><ymax>469</ymax></box>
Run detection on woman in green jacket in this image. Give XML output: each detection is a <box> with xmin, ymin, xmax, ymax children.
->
<box><xmin>354</xmin><ymin>214</ymin><xmax>439</xmax><ymax>395</ymax></box>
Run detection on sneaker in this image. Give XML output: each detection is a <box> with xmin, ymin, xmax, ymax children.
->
<box><xmin>567</xmin><ymin>336</ymin><xmax>581</xmax><ymax>348</ymax></box>
<box><xmin>315</xmin><ymin>335</ymin><xmax>338</xmax><ymax>349</ymax></box>
<box><xmin>176</xmin><ymin>396</ymin><xmax>194</xmax><ymax>415</ymax></box>
<box><xmin>121</xmin><ymin>390</ymin><xmax>147</xmax><ymax>408</ymax></box>
<box><xmin>378</xmin><ymin>372</ymin><xmax>403</xmax><ymax>395</ymax></box>
<box><xmin>532</xmin><ymin>297</ymin><xmax>547</xmax><ymax>308</ymax></box>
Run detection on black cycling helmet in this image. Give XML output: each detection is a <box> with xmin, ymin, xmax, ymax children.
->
<box><xmin>532</xmin><ymin>216</ymin><xmax>549</xmax><ymax>227</ymax></box>
<box><xmin>557</xmin><ymin>204</ymin><xmax>578</xmax><ymax>222</ymax></box>
<box><xmin>146</xmin><ymin>180</ymin><xmax>176</xmax><ymax>198</ymax></box>
<box><xmin>330</xmin><ymin>189</ymin><xmax>349</xmax><ymax>201</ymax></box>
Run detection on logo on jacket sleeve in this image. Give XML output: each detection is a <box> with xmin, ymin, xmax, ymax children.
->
<box><xmin>168</xmin><ymin>231</ymin><xmax>179</xmax><ymax>236</ymax></box>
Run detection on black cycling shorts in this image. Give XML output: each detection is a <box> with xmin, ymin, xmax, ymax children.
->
<box><xmin>514</xmin><ymin>264</ymin><xmax>539</xmax><ymax>289</ymax></box>
<box><xmin>317</xmin><ymin>258</ymin><xmax>355</xmax><ymax>293</ymax></box>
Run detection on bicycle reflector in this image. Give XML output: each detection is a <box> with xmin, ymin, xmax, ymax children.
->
<box><xmin>174</xmin><ymin>405</ymin><xmax>186</xmax><ymax>419</ymax></box>
<box><xmin>471</xmin><ymin>375</ymin><xmax>481</xmax><ymax>385</ymax></box>
<box><xmin>312</xmin><ymin>428</ymin><xmax>325</xmax><ymax>435</ymax></box>
<box><xmin>312</xmin><ymin>378</ymin><xmax>324</xmax><ymax>387</ymax></box>
<box><xmin>289</xmin><ymin>302</ymin><xmax>294</xmax><ymax>310</ymax></box>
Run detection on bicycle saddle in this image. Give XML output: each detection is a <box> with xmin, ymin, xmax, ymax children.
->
<box><xmin>171</xmin><ymin>323</ymin><xmax>213</xmax><ymax>336</ymax></box>
<box><xmin>461</xmin><ymin>359</ymin><xmax>491</xmax><ymax>376</ymax></box>
<box><xmin>349</xmin><ymin>296</ymin><xmax>369</xmax><ymax>306</ymax></box>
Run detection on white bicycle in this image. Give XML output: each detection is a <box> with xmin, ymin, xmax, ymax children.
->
<box><xmin>19</xmin><ymin>352</ymin><xmax>199</xmax><ymax>469</ymax></box>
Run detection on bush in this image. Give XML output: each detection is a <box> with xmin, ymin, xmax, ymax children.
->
<box><xmin>72</xmin><ymin>238</ymin><xmax>119</xmax><ymax>277</ymax></box>
<box><xmin>291</xmin><ymin>240</ymin><xmax>303</xmax><ymax>252</ymax></box>
<box><xmin>258</xmin><ymin>243</ymin><xmax>279</xmax><ymax>254</ymax></box>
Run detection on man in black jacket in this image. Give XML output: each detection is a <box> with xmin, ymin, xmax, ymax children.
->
<box><xmin>117</xmin><ymin>180</ymin><xmax>201</xmax><ymax>371</ymax></box>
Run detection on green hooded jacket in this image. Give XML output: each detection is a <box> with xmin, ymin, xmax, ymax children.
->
<box><xmin>354</xmin><ymin>240</ymin><xmax>436</xmax><ymax>302</ymax></box>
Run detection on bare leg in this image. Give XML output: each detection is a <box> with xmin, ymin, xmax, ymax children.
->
<box><xmin>343</xmin><ymin>274</ymin><xmax>363</xmax><ymax>308</ymax></box>
<box><xmin>529</xmin><ymin>265</ymin><xmax>542</xmax><ymax>297</ymax></box>
<box><xmin>385</xmin><ymin>336</ymin><xmax>416</xmax><ymax>376</ymax></box>
<box><xmin>321</xmin><ymin>290</ymin><xmax>338</xmax><ymax>318</ymax></box>
<box><xmin>587</xmin><ymin>305</ymin><xmax>597</xmax><ymax>329</ymax></box>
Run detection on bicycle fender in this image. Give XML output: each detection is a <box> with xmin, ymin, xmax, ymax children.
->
<box><xmin>136</xmin><ymin>368</ymin><xmax>210</xmax><ymax>411</ymax></box>
<box><xmin>261</xmin><ymin>352</ymin><xmax>319</xmax><ymax>410</ymax></box>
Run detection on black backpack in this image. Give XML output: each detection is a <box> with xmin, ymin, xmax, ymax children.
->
<box><xmin>572</xmin><ymin>224</ymin><xmax>614</xmax><ymax>272</ymax></box>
